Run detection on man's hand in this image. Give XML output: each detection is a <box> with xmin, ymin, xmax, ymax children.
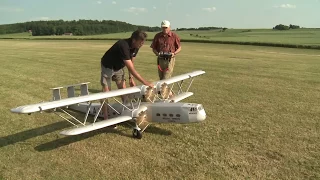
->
<box><xmin>129</xmin><ymin>77</ymin><xmax>136</xmax><ymax>87</ymax></box>
<box><xmin>144</xmin><ymin>81</ymin><xmax>154</xmax><ymax>88</ymax></box>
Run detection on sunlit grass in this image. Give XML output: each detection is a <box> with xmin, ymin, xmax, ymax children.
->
<box><xmin>0</xmin><ymin>40</ymin><xmax>319</xmax><ymax>179</ymax></box>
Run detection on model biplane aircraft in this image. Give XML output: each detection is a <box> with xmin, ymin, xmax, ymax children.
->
<box><xmin>11</xmin><ymin>70</ymin><xmax>206</xmax><ymax>139</ymax></box>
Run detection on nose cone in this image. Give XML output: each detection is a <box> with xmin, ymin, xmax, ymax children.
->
<box><xmin>197</xmin><ymin>109</ymin><xmax>206</xmax><ymax>122</ymax></box>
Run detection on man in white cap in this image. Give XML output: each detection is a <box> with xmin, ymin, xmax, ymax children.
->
<box><xmin>150</xmin><ymin>20</ymin><xmax>181</xmax><ymax>80</ymax></box>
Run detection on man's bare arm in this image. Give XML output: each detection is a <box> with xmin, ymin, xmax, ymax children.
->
<box><xmin>152</xmin><ymin>48</ymin><xmax>159</xmax><ymax>56</ymax></box>
<box><xmin>124</xmin><ymin>60</ymin><xmax>153</xmax><ymax>87</ymax></box>
<box><xmin>128</xmin><ymin>57</ymin><xmax>136</xmax><ymax>78</ymax></box>
<box><xmin>174</xmin><ymin>46</ymin><xmax>181</xmax><ymax>55</ymax></box>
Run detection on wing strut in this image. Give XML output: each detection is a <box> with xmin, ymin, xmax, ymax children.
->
<box><xmin>93</xmin><ymin>99</ymin><xmax>105</xmax><ymax>123</ymax></box>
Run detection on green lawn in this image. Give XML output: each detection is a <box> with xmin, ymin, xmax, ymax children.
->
<box><xmin>0</xmin><ymin>40</ymin><xmax>319</xmax><ymax>179</ymax></box>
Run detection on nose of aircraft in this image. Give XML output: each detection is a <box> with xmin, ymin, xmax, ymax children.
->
<box><xmin>197</xmin><ymin>109</ymin><xmax>206</xmax><ymax>122</ymax></box>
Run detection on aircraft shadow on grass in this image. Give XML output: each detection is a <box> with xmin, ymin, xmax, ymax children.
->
<box><xmin>0</xmin><ymin>109</ymin><xmax>172</xmax><ymax>152</ymax></box>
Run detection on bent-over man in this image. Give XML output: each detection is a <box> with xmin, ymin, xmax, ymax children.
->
<box><xmin>100</xmin><ymin>30</ymin><xmax>154</xmax><ymax>123</ymax></box>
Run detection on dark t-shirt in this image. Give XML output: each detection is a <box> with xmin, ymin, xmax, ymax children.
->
<box><xmin>101</xmin><ymin>38</ymin><xmax>139</xmax><ymax>71</ymax></box>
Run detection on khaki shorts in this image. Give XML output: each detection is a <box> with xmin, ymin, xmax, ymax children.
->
<box><xmin>100</xmin><ymin>63</ymin><xmax>125</xmax><ymax>87</ymax></box>
<box><xmin>157</xmin><ymin>57</ymin><xmax>175</xmax><ymax>80</ymax></box>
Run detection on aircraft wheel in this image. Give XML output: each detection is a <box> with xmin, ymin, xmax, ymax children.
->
<box><xmin>132</xmin><ymin>129</ymin><xmax>142</xmax><ymax>139</ymax></box>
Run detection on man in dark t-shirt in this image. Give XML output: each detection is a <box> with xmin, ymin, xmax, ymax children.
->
<box><xmin>100</xmin><ymin>30</ymin><xmax>153</xmax><ymax>121</ymax></box>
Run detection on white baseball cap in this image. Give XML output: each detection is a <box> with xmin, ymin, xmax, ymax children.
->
<box><xmin>161</xmin><ymin>20</ymin><xmax>170</xmax><ymax>28</ymax></box>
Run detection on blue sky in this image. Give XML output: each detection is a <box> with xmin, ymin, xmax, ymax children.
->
<box><xmin>0</xmin><ymin>0</ymin><xmax>319</xmax><ymax>28</ymax></box>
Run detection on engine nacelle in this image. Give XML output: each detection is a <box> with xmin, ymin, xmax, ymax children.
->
<box><xmin>156</xmin><ymin>82</ymin><xmax>170</xmax><ymax>99</ymax></box>
<box><xmin>140</xmin><ymin>85</ymin><xmax>156</xmax><ymax>102</ymax></box>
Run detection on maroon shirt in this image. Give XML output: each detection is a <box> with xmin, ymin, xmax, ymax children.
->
<box><xmin>150</xmin><ymin>31</ymin><xmax>181</xmax><ymax>53</ymax></box>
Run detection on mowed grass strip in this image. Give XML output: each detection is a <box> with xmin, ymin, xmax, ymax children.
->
<box><xmin>0</xmin><ymin>40</ymin><xmax>319</xmax><ymax>180</ymax></box>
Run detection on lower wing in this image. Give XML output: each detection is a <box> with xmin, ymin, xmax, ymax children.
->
<box><xmin>60</xmin><ymin>116</ymin><xmax>132</xmax><ymax>135</ymax></box>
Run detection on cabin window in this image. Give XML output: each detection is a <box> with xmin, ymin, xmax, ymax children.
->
<box><xmin>163</xmin><ymin>114</ymin><xmax>167</xmax><ymax>117</ymax></box>
<box><xmin>169</xmin><ymin>114</ymin><xmax>173</xmax><ymax>117</ymax></box>
<box><xmin>156</xmin><ymin>113</ymin><xmax>160</xmax><ymax>116</ymax></box>
<box><xmin>176</xmin><ymin>114</ymin><xmax>181</xmax><ymax>117</ymax></box>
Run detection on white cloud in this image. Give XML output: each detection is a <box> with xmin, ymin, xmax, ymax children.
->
<box><xmin>97</xmin><ymin>1</ymin><xmax>102</xmax><ymax>4</ymax></box>
<box><xmin>123</xmin><ymin>7</ymin><xmax>147</xmax><ymax>14</ymax></box>
<box><xmin>40</xmin><ymin>17</ymin><xmax>50</xmax><ymax>20</ymax></box>
<box><xmin>274</xmin><ymin>4</ymin><xmax>296</xmax><ymax>8</ymax></box>
<box><xmin>112</xmin><ymin>1</ymin><xmax>116</xmax><ymax>4</ymax></box>
<box><xmin>0</xmin><ymin>7</ymin><xmax>24</xmax><ymax>12</ymax></box>
<box><xmin>186</xmin><ymin>14</ymin><xmax>190</xmax><ymax>17</ymax></box>
<box><xmin>202</xmin><ymin>7</ymin><xmax>216</xmax><ymax>12</ymax></box>
<box><xmin>29</xmin><ymin>17</ymin><xmax>50</xmax><ymax>21</ymax></box>
<box><xmin>153</xmin><ymin>6</ymin><xmax>157</xmax><ymax>9</ymax></box>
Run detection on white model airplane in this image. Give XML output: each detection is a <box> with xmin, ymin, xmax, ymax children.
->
<box><xmin>11</xmin><ymin>70</ymin><xmax>206</xmax><ymax>139</ymax></box>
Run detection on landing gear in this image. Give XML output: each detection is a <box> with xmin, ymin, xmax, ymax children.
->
<box><xmin>132</xmin><ymin>129</ymin><xmax>142</xmax><ymax>139</ymax></box>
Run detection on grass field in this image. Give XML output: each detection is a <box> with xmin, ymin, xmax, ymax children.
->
<box><xmin>0</xmin><ymin>39</ymin><xmax>319</xmax><ymax>179</ymax></box>
<box><xmin>1</xmin><ymin>28</ymin><xmax>320</xmax><ymax>47</ymax></box>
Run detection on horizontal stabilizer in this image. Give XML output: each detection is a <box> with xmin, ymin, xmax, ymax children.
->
<box><xmin>60</xmin><ymin>116</ymin><xmax>132</xmax><ymax>136</ymax></box>
<box><xmin>168</xmin><ymin>92</ymin><xmax>193</xmax><ymax>102</ymax></box>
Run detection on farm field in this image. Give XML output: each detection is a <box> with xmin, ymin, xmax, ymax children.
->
<box><xmin>0</xmin><ymin>39</ymin><xmax>319</xmax><ymax>179</ymax></box>
<box><xmin>1</xmin><ymin>28</ymin><xmax>320</xmax><ymax>47</ymax></box>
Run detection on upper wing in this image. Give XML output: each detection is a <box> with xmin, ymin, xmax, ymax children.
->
<box><xmin>152</xmin><ymin>70</ymin><xmax>205</xmax><ymax>99</ymax></box>
<box><xmin>11</xmin><ymin>86</ymin><xmax>142</xmax><ymax>114</ymax></box>
<box><xmin>11</xmin><ymin>70</ymin><xmax>205</xmax><ymax>114</ymax></box>
<box><xmin>154</xmin><ymin>70</ymin><xmax>205</xmax><ymax>85</ymax></box>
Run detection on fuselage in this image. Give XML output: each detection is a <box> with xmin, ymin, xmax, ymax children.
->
<box><xmin>69</xmin><ymin>101</ymin><xmax>206</xmax><ymax>124</ymax></box>
<box><xmin>144</xmin><ymin>102</ymin><xmax>206</xmax><ymax>123</ymax></box>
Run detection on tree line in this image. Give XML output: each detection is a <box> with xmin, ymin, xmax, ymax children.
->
<box><xmin>273</xmin><ymin>24</ymin><xmax>300</xmax><ymax>30</ymax></box>
<box><xmin>0</xmin><ymin>19</ymin><xmax>162</xmax><ymax>36</ymax></box>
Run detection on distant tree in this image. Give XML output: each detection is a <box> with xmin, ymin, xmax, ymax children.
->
<box><xmin>289</xmin><ymin>24</ymin><xmax>300</xmax><ymax>29</ymax></box>
<box><xmin>55</xmin><ymin>26</ymin><xmax>65</xmax><ymax>35</ymax></box>
<box><xmin>0</xmin><ymin>19</ymin><xmax>162</xmax><ymax>36</ymax></box>
<box><xmin>0</xmin><ymin>27</ymin><xmax>5</xmax><ymax>34</ymax></box>
<box><xmin>273</xmin><ymin>24</ymin><xmax>290</xmax><ymax>30</ymax></box>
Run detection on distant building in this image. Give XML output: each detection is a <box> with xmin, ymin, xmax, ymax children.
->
<box><xmin>62</xmin><ymin>33</ymin><xmax>73</xmax><ymax>36</ymax></box>
<box><xmin>28</xmin><ymin>30</ymin><xmax>32</xmax><ymax>33</ymax></box>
